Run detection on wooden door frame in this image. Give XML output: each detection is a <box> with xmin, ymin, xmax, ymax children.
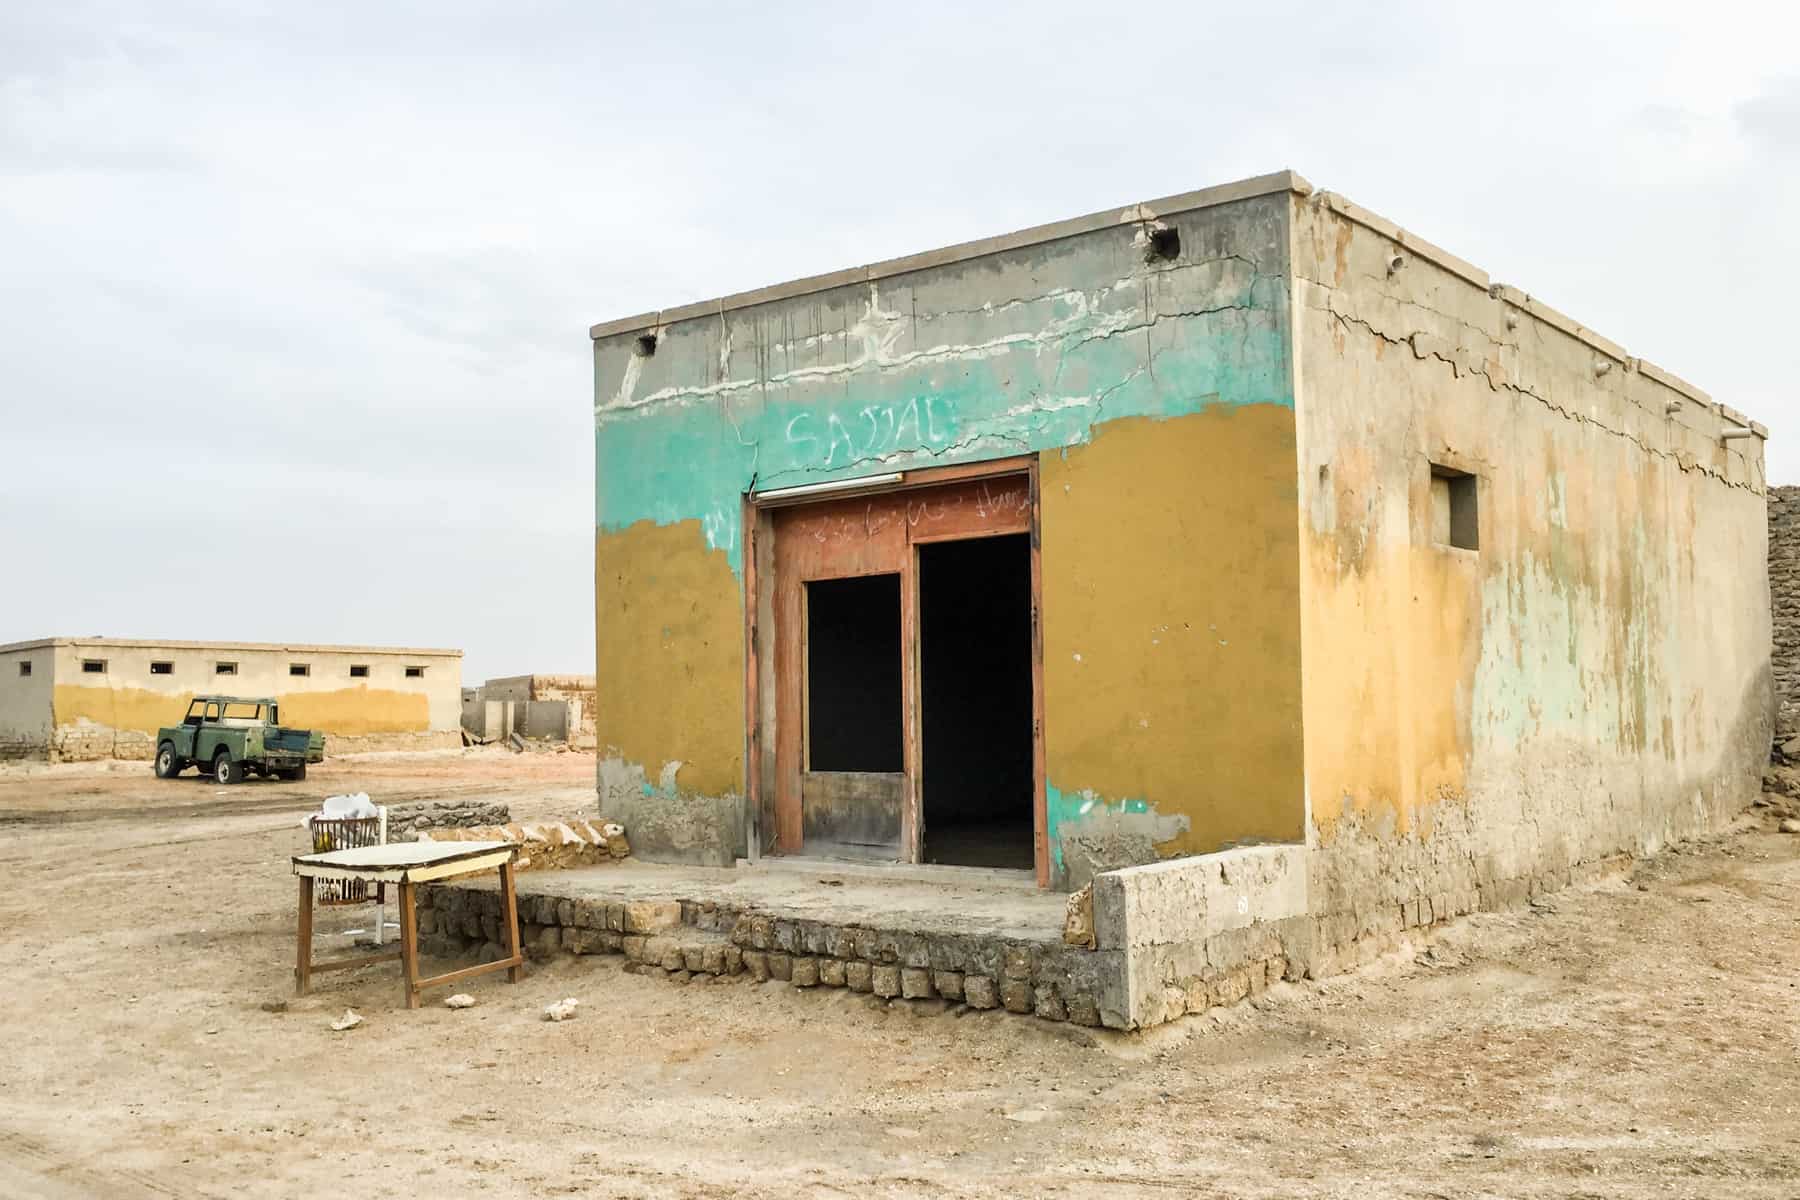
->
<box><xmin>743</xmin><ymin>455</ymin><xmax>1049</xmax><ymax>887</ymax></box>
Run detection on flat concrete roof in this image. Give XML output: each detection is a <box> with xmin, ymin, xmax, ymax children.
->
<box><xmin>0</xmin><ymin>636</ymin><xmax>462</xmax><ymax>657</ymax></box>
<box><xmin>588</xmin><ymin>167</ymin><xmax>1762</xmax><ymax>435</ymax></box>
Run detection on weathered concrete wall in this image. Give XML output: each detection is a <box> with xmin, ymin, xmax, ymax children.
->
<box><xmin>593</xmin><ymin>179</ymin><xmax>1306</xmax><ymax>875</ymax></box>
<box><xmin>1287</xmin><ymin>191</ymin><xmax>1771</xmax><ymax>976</ymax></box>
<box><xmin>1769</xmin><ymin>487</ymin><xmax>1800</xmax><ymax>710</ymax></box>
<box><xmin>0</xmin><ymin>644</ymin><xmax>55</xmax><ymax>760</ymax></box>
<box><xmin>10</xmin><ymin>639</ymin><xmax>463</xmax><ymax>761</ymax></box>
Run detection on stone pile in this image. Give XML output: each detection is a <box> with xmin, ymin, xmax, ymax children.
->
<box><xmin>419</xmin><ymin>819</ymin><xmax>628</xmax><ymax>871</ymax></box>
<box><xmin>388</xmin><ymin>800</ymin><xmax>511</xmax><ymax>835</ymax></box>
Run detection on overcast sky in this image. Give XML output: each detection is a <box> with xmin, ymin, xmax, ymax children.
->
<box><xmin>2</xmin><ymin>1</ymin><xmax>1795</xmax><ymax>682</ymax></box>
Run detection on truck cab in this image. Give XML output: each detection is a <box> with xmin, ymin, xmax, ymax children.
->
<box><xmin>154</xmin><ymin>696</ymin><xmax>326</xmax><ymax>784</ymax></box>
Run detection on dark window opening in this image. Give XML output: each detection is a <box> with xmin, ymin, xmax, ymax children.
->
<box><xmin>18</xmin><ymin>661</ymin><xmax>31</xmax><ymax>677</ymax></box>
<box><xmin>634</xmin><ymin>333</ymin><xmax>658</xmax><ymax>357</ymax></box>
<box><xmin>150</xmin><ymin>661</ymin><xmax>173</xmax><ymax>675</ymax></box>
<box><xmin>405</xmin><ymin>665</ymin><xmax>425</xmax><ymax>679</ymax></box>
<box><xmin>350</xmin><ymin>664</ymin><xmax>369</xmax><ymax>678</ymax></box>
<box><xmin>920</xmin><ymin>533</ymin><xmax>1034</xmax><ymax>870</ymax></box>
<box><xmin>81</xmin><ymin>659</ymin><xmax>105</xmax><ymax>674</ymax></box>
<box><xmin>1430</xmin><ymin>464</ymin><xmax>1479</xmax><ymax>551</ymax></box>
<box><xmin>289</xmin><ymin>663</ymin><xmax>310</xmax><ymax>677</ymax></box>
<box><xmin>805</xmin><ymin>574</ymin><xmax>902</xmax><ymax>772</ymax></box>
<box><xmin>215</xmin><ymin>661</ymin><xmax>237</xmax><ymax>676</ymax></box>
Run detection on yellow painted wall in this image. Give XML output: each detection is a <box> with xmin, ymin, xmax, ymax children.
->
<box><xmin>594</xmin><ymin>519</ymin><xmax>743</xmax><ymax>797</ymax></box>
<box><xmin>1040</xmin><ymin>406</ymin><xmax>1305</xmax><ymax>867</ymax></box>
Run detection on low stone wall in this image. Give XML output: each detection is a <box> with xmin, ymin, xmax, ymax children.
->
<box><xmin>387</xmin><ymin>800</ymin><xmax>511</xmax><ymax>835</ymax></box>
<box><xmin>1773</xmin><ymin>486</ymin><xmax>1800</xmax><ymax>711</ymax></box>
<box><xmin>0</xmin><ymin>734</ymin><xmax>49</xmax><ymax>762</ymax></box>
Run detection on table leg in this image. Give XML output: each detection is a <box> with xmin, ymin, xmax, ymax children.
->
<box><xmin>499</xmin><ymin>860</ymin><xmax>523</xmax><ymax>984</ymax></box>
<box><xmin>398</xmin><ymin>879</ymin><xmax>420</xmax><ymax>1010</ymax></box>
<box><xmin>295</xmin><ymin>875</ymin><xmax>314</xmax><ymax>996</ymax></box>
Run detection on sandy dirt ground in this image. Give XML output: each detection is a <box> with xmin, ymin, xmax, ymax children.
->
<box><xmin>1</xmin><ymin>750</ymin><xmax>1797</xmax><ymax>1198</ymax></box>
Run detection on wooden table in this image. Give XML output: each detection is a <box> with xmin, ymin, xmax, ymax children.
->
<box><xmin>293</xmin><ymin>840</ymin><xmax>523</xmax><ymax>1009</ymax></box>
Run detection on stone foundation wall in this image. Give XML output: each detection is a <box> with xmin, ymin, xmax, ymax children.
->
<box><xmin>1771</xmin><ymin>486</ymin><xmax>1800</xmax><ymax>710</ymax></box>
<box><xmin>0</xmin><ymin>734</ymin><xmax>49</xmax><ymax>762</ymax></box>
<box><xmin>418</xmin><ymin>879</ymin><xmax>1297</xmax><ymax>1029</ymax></box>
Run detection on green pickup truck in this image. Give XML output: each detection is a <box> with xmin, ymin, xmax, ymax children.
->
<box><xmin>153</xmin><ymin>696</ymin><xmax>326</xmax><ymax>784</ymax></box>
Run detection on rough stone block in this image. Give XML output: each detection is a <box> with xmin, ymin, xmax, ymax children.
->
<box><xmin>1001</xmin><ymin>946</ymin><xmax>1032</xmax><ymax>981</ymax></box>
<box><xmin>622</xmin><ymin>934</ymin><xmax>647</xmax><ymax>962</ymax></box>
<box><xmin>931</xmin><ymin>970</ymin><xmax>963</xmax><ymax>1001</ymax></box>
<box><xmin>661</xmin><ymin>944</ymin><xmax>687</xmax><ymax>972</ymax></box>
<box><xmin>702</xmin><ymin>945</ymin><xmax>726</xmax><ymax>974</ymax></box>
<box><xmin>743</xmin><ymin>950</ymin><xmax>770</xmax><ymax>981</ymax></box>
<box><xmin>606</xmin><ymin>902</ymin><xmax>625</xmax><ymax>932</ymax></box>
<box><xmin>774</xmin><ymin>921</ymin><xmax>801</xmax><ymax>953</ymax></box>
<box><xmin>418</xmin><ymin>908</ymin><xmax>439</xmax><ymax>936</ymax></box>
<box><xmin>767</xmin><ymin>952</ymin><xmax>792</xmax><ymax>982</ymax></box>
<box><xmin>683</xmin><ymin>945</ymin><xmax>707</xmax><ymax>973</ymax></box>
<box><xmin>791</xmin><ymin>956</ymin><xmax>819</xmax><ymax>987</ymax></box>
<box><xmin>622</xmin><ymin>900</ymin><xmax>682</xmax><ymax>934</ymax></box>
<box><xmin>845</xmin><ymin>960</ymin><xmax>873</xmax><ymax>992</ymax></box>
<box><xmin>556</xmin><ymin>899</ymin><xmax>576</xmax><ymax>926</ymax></box>
<box><xmin>999</xmin><ymin>979</ymin><xmax>1033</xmax><ymax>1014</ymax></box>
<box><xmin>872</xmin><ymin>964</ymin><xmax>902</xmax><ymax>998</ymax></box>
<box><xmin>1066</xmin><ymin>992</ymin><xmax>1101</xmax><ymax>1026</ymax></box>
<box><xmin>963</xmin><ymin>975</ymin><xmax>998</xmax><ymax>1009</ymax></box>
<box><xmin>749</xmin><ymin>916</ymin><xmax>774</xmax><ymax>950</ymax></box>
<box><xmin>819</xmin><ymin>958</ymin><xmax>846</xmax><ymax>987</ymax></box>
<box><xmin>900</xmin><ymin>968</ymin><xmax>934</xmax><ymax>999</ymax></box>
<box><xmin>1034</xmin><ymin>984</ymin><xmax>1068</xmax><ymax>1022</ymax></box>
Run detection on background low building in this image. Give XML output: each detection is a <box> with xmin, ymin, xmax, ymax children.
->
<box><xmin>461</xmin><ymin>673</ymin><xmax>595</xmax><ymax>747</ymax></box>
<box><xmin>0</xmin><ymin>637</ymin><xmax>463</xmax><ymax>761</ymax></box>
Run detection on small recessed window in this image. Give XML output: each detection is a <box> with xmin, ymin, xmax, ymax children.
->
<box><xmin>350</xmin><ymin>664</ymin><xmax>369</xmax><ymax>678</ymax></box>
<box><xmin>405</xmin><ymin>665</ymin><xmax>425</xmax><ymax>679</ymax></box>
<box><xmin>215</xmin><ymin>661</ymin><xmax>238</xmax><ymax>676</ymax></box>
<box><xmin>82</xmin><ymin>659</ymin><xmax>106</xmax><ymax>674</ymax></box>
<box><xmin>150</xmin><ymin>661</ymin><xmax>173</xmax><ymax>675</ymax></box>
<box><xmin>19</xmin><ymin>661</ymin><xmax>33</xmax><ymax>677</ymax></box>
<box><xmin>1429</xmin><ymin>464</ymin><xmax>1479</xmax><ymax>551</ymax></box>
<box><xmin>289</xmin><ymin>663</ymin><xmax>310</xmax><ymax>677</ymax></box>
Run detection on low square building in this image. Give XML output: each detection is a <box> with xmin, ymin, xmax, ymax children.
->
<box><xmin>589</xmin><ymin>170</ymin><xmax>1770</xmax><ymax>1013</ymax></box>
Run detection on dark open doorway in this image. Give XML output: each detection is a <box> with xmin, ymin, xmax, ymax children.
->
<box><xmin>919</xmin><ymin>533</ymin><xmax>1034</xmax><ymax>869</ymax></box>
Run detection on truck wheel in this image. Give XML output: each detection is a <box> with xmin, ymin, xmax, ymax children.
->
<box><xmin>286</xmin><ymin>763</ymin><xmax>307</xmax><ymax>782</ymax></box>
<box><xmin>154</xmin><ymin>743</ymin><xmax>182</xmax><ymax>779</ymax></box>
<box><xmin>213</xmin><ymin>750</ymin><xmax>243</xmax><ymax>785</ymax></box>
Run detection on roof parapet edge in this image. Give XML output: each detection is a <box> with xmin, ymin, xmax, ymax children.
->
<box><xmin>588</xmin><ymin>170</ymin><xmax>1314</xmax><ymax>341</ymax></box>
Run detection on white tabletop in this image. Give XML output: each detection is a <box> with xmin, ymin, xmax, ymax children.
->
<box><xmin>293</xmin><ymin>839</ymin><xmax>514</xmax><ymax>875</ymax></box>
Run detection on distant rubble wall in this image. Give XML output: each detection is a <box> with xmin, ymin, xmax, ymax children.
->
<box><xmin>1769</xmin><ymin>486</ymin><xmax>1800</xmax><ymax>712</ymax></box>
<box><xmin>464</xmin><ymin>675</ymin><xmax>596</xmax><ymax>748</ymax></box>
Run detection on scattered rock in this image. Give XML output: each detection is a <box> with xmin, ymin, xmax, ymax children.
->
<box><xmin>260</xmin><ymin>1000</ymin><xmax>288</xmax><ymax>1014</ymax></box>
<box><xmin>1003</xmin><ymin>1108</ymin><xmax>1053</xmax><ymax>1124</ymax></box>
<box><xmin>543</xmin><ymin>997</ymin><xmax>580</xmax><ymax>1022</ymax></box>
<box><xmin>1780</xmin><ymin>818</ymin><xmax>1800</xmax><ymax>834</ymax></box>
<box><xmin>444</xmin><ymin>993</ymin><xmax>477</xmax><ymax>1009</ymax></box>
<box><xmin>329</xmin><ymin>1009</ymin><xmax>363</xmax><ymax>1032</ymax></box>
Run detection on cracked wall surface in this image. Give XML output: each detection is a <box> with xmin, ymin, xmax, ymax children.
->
<box><xmin>593</xmin><ymin>192</ymin><xmax>1301</xmax><ymax>873</ymax></box>
<box><xmin>1289</xmin><ymin>191</ymin><xmax>1772</xmax><ymax>971</ymax></box>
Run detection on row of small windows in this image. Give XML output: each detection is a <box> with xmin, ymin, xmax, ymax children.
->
<box><xmin>68</xmin><ymin>660</ymin><xmax>428</xmax><ymax>679</ymax></box>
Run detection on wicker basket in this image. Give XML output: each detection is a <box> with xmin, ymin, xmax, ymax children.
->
<box><xmin>308</xmin><ymin>815</ymin><xmax>383</xmax><ymax>905</ymax></box>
